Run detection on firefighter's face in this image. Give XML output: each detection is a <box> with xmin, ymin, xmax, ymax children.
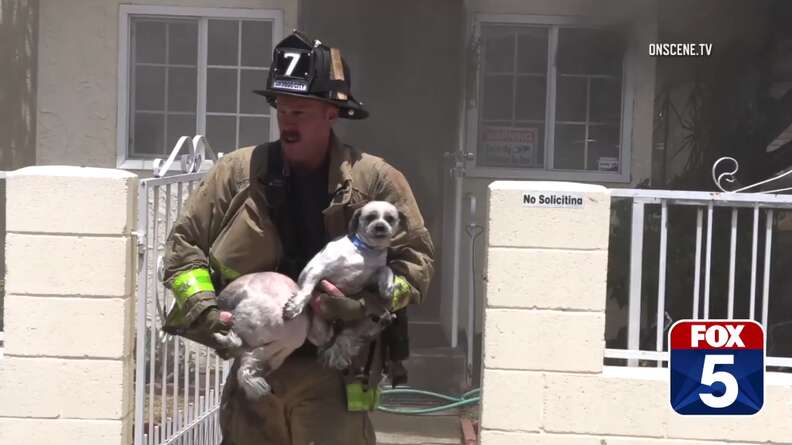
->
<box><xmin>276</xmin><ymin>94</ymin><xmax>339</xmax><ymax>168</ymax></box>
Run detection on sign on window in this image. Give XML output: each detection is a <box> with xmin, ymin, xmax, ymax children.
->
<box><xmin>479</xmin><ymin>126</ymin><xmax>539</xmax><ymax>168</ymax></box>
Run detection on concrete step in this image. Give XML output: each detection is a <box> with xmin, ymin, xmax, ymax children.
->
<box><xmin>371</xmin><ymin>412</ymin><xmax>461</xmax><ymax>445</ymax></box>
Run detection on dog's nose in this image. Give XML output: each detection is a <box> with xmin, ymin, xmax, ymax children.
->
<box><xmin>373</xmin><ymin>222</ymin><xmax>388</xmax><ymax>233</ymax></box>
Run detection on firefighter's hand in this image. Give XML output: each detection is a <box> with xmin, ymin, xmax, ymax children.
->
<box><xmin>192</xmin><ymin>307</ymin><xmax>237</xmax><ymax>360</ymax></box>
<box><xmin>310</xmin><ymin>280</ymin><xmax>367</xmax><ymax>322</ymax></box>
<box><xmin>194</xmin><ymin>306</ymin><xmax>234</xmax><ymax>334</ymax></box>
<box><xmin>163</xmin><ymin>291</ymin><xmax>236</xmax><ymax>359</ymax></box>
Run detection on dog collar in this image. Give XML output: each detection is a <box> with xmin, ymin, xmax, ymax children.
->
<box><xmin>349</xmin><ymin>234</ymin><xmax>377</xmax><ymax>251</ymax></box>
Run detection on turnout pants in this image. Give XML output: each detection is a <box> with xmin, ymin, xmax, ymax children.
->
<box><xmin>219</xmin><ymin>355</ymin><xmax>376</xmax><ymax>445</ymax></box>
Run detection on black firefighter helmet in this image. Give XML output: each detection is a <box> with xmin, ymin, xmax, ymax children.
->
<box><xmin>254</xmin><ymin>30</ymin><xmax>368</xmax><ymax>120</ymax></box>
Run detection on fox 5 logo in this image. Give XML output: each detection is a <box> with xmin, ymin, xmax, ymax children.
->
<box><xmin>669</xmin><ymin>320</ymin><xmax>764</xmax><ymax>415</ymax></box>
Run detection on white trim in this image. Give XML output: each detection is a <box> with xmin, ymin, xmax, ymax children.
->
<box><xmin>116</xmin><ymin>10</ymin><xmax>131</xmax><ymax>169</ymax></box>
<box><xmin>603</xmin><ymin>365</ymin><xmax>792</xmax><ymax>386</ymax></box>
<box><xmin>545</xmin><ymin>26</ymin><xmax>558</xmax><ymax>170</ymax></box>
<box><xmin>463</xmin><ymin>21</ymin><xmax>480</xmax><ymax>168</ymax></box>
<box><xmin>207</xmin><ymin>64</ymin><xmax>269</xmax><ymax>70</ymax></box>
<box><xmin>196</xmin><ymin>18</ymin><xmax>208</xmax><ymax>135</ymax></box>
<box><xmin>618</xmin><ymin>25</ymin><xmax>636</xmax><ymax>181</ymax></box>
<box><xmin>120</xmin><ymin>159</ymin><xmax>156</xmax><ymax>172</ymax></box>
<box><xmin>117</xmin><ymin>5</ymin><xmax>285</xmax><ymax>169</ymax></box>
<box><xmin>468</xmin><ymin>14</ymin><xmax>633</xmax><ymax>183</ymax></box>
<box><xmin>119</xmin><ymin>5</ymin><xmax>283</xmax><ymax>20</ymax></box>
<box><xmin>235</xmin><ymin>22</ymin><xmax>243</xmax><ymax>149</ymax></box>
<box><xmin>477</xmin><ymin>13</ymin><xmax>617</xmax><ymax>27</ymax></box>
<box><xmin>206</xmin><ymin>112</ymin><xmax>270</xmax><ymax>118</ymax></box>
<box><xmin>610</xmin><ymin>188</ymin><xmax>792</xmax><ymax>205</ymax></box>
<box><xmin>269</xmin><ymin>18</ymin><xmax>283</xmax><ymax>143</ymax></box>
<box><xmin>467</xmin><ymin>166</ymin><xmax>628</xmax><ymax>182</ymax></box>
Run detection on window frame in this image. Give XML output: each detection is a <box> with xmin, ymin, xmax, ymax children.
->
<box><xmin>117</xmin><ymin>5</ymin><xmax>284</xmax><ymax>170</ymax></box>
<box><xmin>468</xmin><ymin>14</ymin><xmax>634</xmax><ymax>183</ymax></box>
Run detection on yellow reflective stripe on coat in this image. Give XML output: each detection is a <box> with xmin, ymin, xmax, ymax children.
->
<box><xmin>389</xmin><ymin>275</ymin><xmax>413</xmax><ymax>311</ymax></box>
<box><xmin>345</xmin><ymin>382</ymin><xmax>381</xmax><ymax>411</ymax></box>
<box><xmin>171</xmin><ymin>268</ymin><xmax>215</xmax><ymax>305</ymax></box>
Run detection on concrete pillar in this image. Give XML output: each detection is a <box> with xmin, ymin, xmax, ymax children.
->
<box><xmin>0</xmin><ymin>166</ymin><xmax>138</xmax><ymax>445</ymax></box>
<box><xmin>479</xmin><ymin>181</ymin><xmax>611</xmax><ymax>444</ymax></box>
<box><xmin>477</xmin><ymin>181</ymin><xmax>792</xmax><ymax>444</ymax></box>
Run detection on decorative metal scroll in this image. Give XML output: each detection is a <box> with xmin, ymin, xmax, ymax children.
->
<box><xmin>152</xmin><ymin>135</ymin><xmax>223</xmax><ymax>178</ymax></box>
<box><xmin>712</xmin><ymin>156</ymin><xmax>792</xmax><ymax>194</ymax></box>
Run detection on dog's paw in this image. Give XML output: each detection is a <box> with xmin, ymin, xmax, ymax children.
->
<box><xmin>319</xmin><ymin>344</ymin><xmax>352</xmax><ymax>370</ymax></box>
<box><xmin>238</xmin><ymin>367</ymin><xmax>272</xmax><ymax>400</ymax></box>
<box><xmin>329</xmin><ymin>353</ymin><xmax>352</xmax><ymax>371</ymax></box>
<box><xmin>242</xmin><ymin>376</ymin><xmax>272</xmax><ymax>400</ymax></box>
<box><xmin>377</xmin><ymin>267</ymin><xmax>395</xmax><ymax>298</ymax></box>
<box><xmin>213</xmin><ymin>331</ymin><xmax>243</xmax><ymax>350</ymax></box>
<box><xmin>283</xmin><ymin>293</ymin><xmax>308</xmax><ymax>320</ymax></box>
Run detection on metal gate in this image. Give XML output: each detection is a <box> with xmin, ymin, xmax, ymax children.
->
<box><xmin>604</xmin><ymin>157</ymin><xmax>792</xmax><ymax>369</ymax></box>
<box><xmin>0</xmin><ymin>171</ymin><xmax>6</xmax><ymax>358</ymax></box>
<box><xmin>134</xmin><ymin>136</ymin><xmax>228</xmax><ymax>445</ymax></box>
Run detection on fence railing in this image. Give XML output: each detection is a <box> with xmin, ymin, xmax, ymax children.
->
<box><xmin>0</xmin><ymin>171</ymin><xmax>6</xmax><ymax>356</ymax></box>
<box><xmin>605</xmin><ymin>189</ymin><xmax>792</xmax><ymax>370</ymax></box>
<box><xmin>135</xmin><ymin>172</ymin><xmax>228</xmax><ymax>445</ymax></box>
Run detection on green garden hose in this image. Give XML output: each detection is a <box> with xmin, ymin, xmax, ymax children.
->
<box><xmin>377</xmin><ymin>387</ymin><xmax>481</xmax><ymax>415</ymax></box>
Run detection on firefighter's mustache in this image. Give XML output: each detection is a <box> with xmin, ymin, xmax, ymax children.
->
<box><xmin>281</xmin><ymin>131</ymin><xmax>301</xmax><ymax>143</ymax></box>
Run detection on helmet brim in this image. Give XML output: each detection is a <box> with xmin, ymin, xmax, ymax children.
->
<box><xmin>253</xmin><ymin>89</ymin><xmax>369</xmax><ymax>120</ymax></box>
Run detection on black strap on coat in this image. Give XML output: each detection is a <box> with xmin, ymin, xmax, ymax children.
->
<box><xmin>251</xmin><ymin>142</ymin><xmax>306</xmax><ymax>281</ymax></box>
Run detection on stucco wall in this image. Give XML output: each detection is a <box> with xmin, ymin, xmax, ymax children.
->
<box><xmin>0</xmin><ymin>0</ymin><xmax>38</xmax><ymax>170</ymax></box>
<box><xmin>35</xmin><ymin>0</ymin><xmax>298</xmax><ymax>169</ymax></box>
<box><xmin>480</xmin><ymin>180</ymin><xmax>792</xmax><ymax>444</ymax></box>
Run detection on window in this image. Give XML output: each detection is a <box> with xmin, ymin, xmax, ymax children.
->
<box><xmin>473</xmin><ymin>16</ymin><xmax>632</xmax><ymax>181</ymax></box>
<box><xmin>118</xmin><ymin>6</ymin><xmax>283</xmax><ymax>169</ymax></box>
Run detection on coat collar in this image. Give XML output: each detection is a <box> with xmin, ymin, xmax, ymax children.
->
<box><xmin>266</xmin><ymin>132</ymin><xmax>355</xmax><ymax>202</ymax></box>
<box><xmin>324</xmin><ymin>132</ymin><xmax>358</xmax><ymax>212</ymax></box>
<box><xmin>326</xmin><ymin>132</ymin><xmax>355</xmax><ymax>194</ymax></box>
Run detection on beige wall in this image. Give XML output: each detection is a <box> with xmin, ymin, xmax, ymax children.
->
<box><xmin>0</xmin><ymin>0</ymin><xmax>38</xmax><ymax>170</ymax></box>
<box><xmin>35</xmin><ymin>0</ymin><xmax>298</xmax><ymax>168</ymax></box>
<box><xmin>0</xmin><ymin>166</ymin><xmax>138</xmax><ymax>445</ymax></box>
<box><xmin>481</xmin><ymin>180</ymin><xmax>792</xmax><ymax>444</ymax></box>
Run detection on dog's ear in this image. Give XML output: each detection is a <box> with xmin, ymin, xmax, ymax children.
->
<box><xmin>348</xmin><ymin>208</ymin><xmax>363</xmax><ymax>235</ymax></box>
<box><xmin>397</xmin><ymin>209</ymin><xmax>408</xmax><ymax>232</ymax></box>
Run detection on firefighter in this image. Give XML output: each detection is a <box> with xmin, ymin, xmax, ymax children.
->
<box><xmin>160</xmin><ymin>30</ymin><xmax>435</xmax><ymax>445</ymax></box>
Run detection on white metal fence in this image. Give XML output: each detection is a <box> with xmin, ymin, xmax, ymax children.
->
<box><xmin>135</xmin><ymin>172</ymin><xmax>228</xmax><ymax>445</ymax></box>
<box><xmin>0</xmin><ymin>171</ymin><xmax>6</xmax><ymax>358</ymax></box>
<box><xmin>605</xmin><ymin>189</ymin><xmax>792</xmax><ymax>369</ymax></box>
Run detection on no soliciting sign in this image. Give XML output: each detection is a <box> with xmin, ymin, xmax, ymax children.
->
<box><xmin>522</xmin><ymin>193</ymin><xmax>584</xmax><ymax>209</ymax></box>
